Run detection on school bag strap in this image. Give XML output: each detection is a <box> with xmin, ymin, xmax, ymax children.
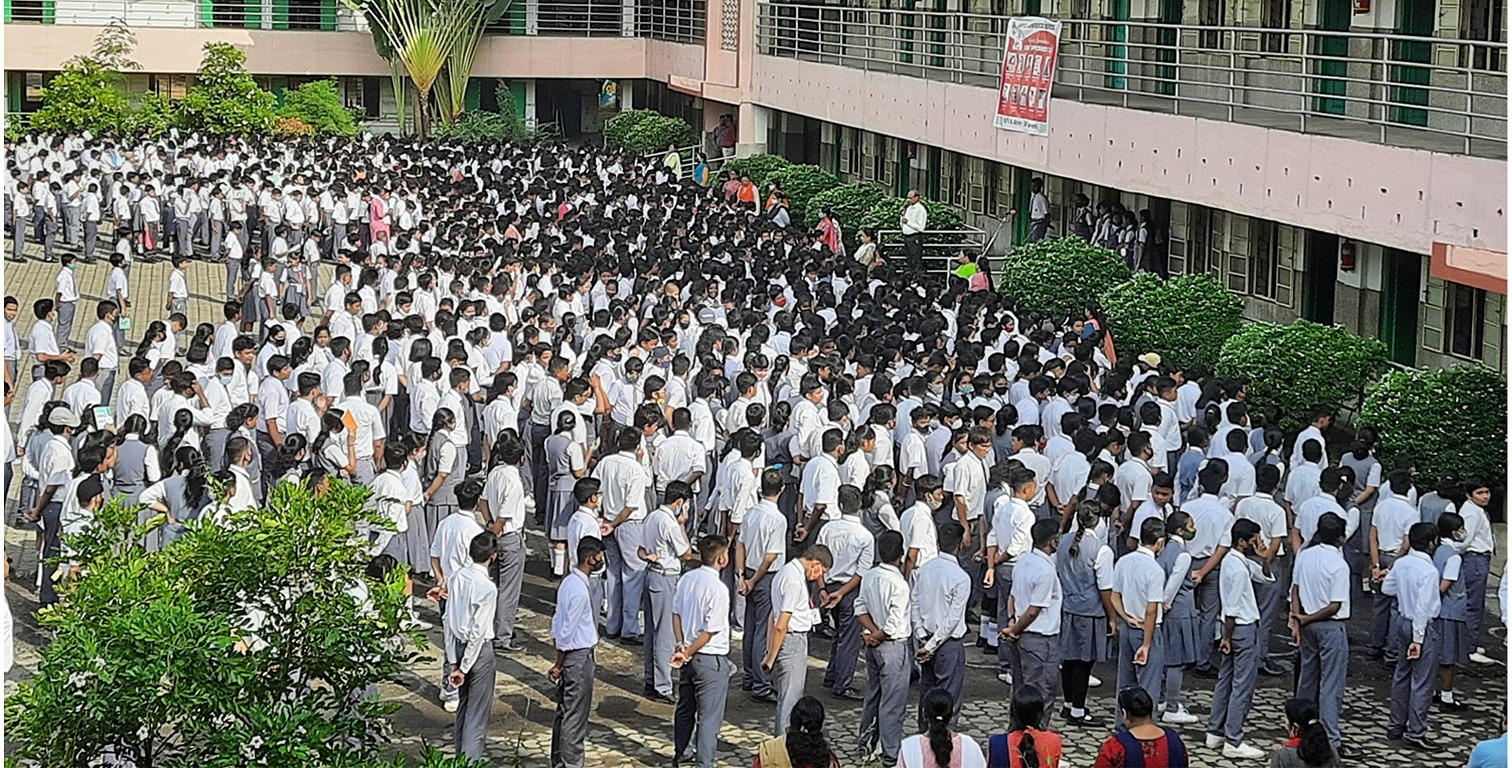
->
<box><xmin>986</xmin><ymin>732</ymin><xmax>1012</xmax><ymax>768</ymax></box>
<box><xmin>1163</xmin><ymin>728</ymin><xmax>1188</xmax><ymax>766</ymax></box>
<box><xmin>1113</xmin><ymin>730</ymin><xmax>1146</xmax><ymax>768</ymax></box>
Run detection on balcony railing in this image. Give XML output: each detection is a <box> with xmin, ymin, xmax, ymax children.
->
<box><xmin>5</xmin><ymin>0</ymin><xmax>705</xmax><ymax>41</ymax></box>
<box><xmin>756</xmin><ymin>2</ymin><xmax>1507</xmax><ymax>159</ymax></box>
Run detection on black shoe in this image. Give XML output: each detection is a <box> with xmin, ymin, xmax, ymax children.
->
<box><xmin>751</xmin><ymin>690</ymin><xmax>777</xmax><ymax>704</ymax></box>
<box><xmin>1259</xmin><ymin>661</ymin><xmax>1289</xmax><ymax>677</ymax></box>
<box><xmin>1335</xmin><ymin>743</ymin><xmax>1363</xmax><ymax>760</ymax></box>
<box><xmin>1193</xmin><ymin>664</ymin><xmax>1219</xmax><ymax>679</ymax></box>
<box><xmin>1386</xmin><ymin>731</ymin><xmax>1404</xmax><ymax>742</ymax></box>
<box><xmin>605</xmin><ymin>631</ymin><xmax>620</xmax><ymax>640</ymax></box>
<box><xmin>814</xmin><ymin>625</ymin><xmax>836</xmax><ymax>640</ymax></box>
<box><xmin>1059</xmin><ymin>707</ymin><xmax>1099</xmax><ymax>726</ymax></box>
<box><xmin>832</xmin><ymin>687</ymin><xmax>864</xmax><ymax>701</ymax></box>
<box><xmin>645</xmin><ymin>689</ymin><xmax>676</xmax><ymax>704</ymax></box>
<box><xmin>1403</xmin><ymin>736</ymin><xmax>1439</xmax><ymax>752</ymax></box>
<box><xmin>493</xmin><ymin>641</ymin><xmax>525</xmax><ymax>653</ymax></box>
<box><xmin>620</xmin><ymin>635</ymin><xmax>644</xmax><ymax>646</ymax></box>
<box><xmin>1439</xmin><ymin>698</ymin><xmax>1468</xmax><ymax>712</ymax></box>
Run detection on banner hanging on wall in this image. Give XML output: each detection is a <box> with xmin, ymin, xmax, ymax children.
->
<box><xmin>994</xmin><ymin>17</ymin><xmax>1062</xmax><ymax>137</ymax></box>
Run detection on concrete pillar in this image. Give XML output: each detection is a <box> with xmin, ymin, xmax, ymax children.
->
<box><xmin>622</xmin><ymin>0</ymin><xmax>636</xmax><ymax>36</ymax></box>
<box><xmin>525</xmin><ymin>0</ymin><xmax>539</xmax><ymax>35</ymax></box>
<box><xmin>736</xmin><ymin>103</ymin><xmax>772</xmax><ymax>156</ymax></box>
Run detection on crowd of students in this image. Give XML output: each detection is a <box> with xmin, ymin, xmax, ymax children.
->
<box><xmin>2</xmin><ymin>131</ymin><xmax>1505</xmax><ymax>768</ymax></box>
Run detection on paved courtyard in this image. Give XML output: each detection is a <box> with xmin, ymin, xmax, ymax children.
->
<box><xmin>3</xmin><ymin>250</ymin><xmax>1508</xmax><ymax>766</ymax></box>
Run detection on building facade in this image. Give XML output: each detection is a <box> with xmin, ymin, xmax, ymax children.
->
<box><xmin>5</xmin><ymin>0</ymin><xmax>1506</xmax><ymax>370</ymax></box>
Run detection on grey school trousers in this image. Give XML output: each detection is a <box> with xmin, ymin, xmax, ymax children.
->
<box><xmin>772</xmin><ymin>630</ymin><xmax>810</xmax><ymax>736</ymax></box>
<box><xmin>550</xmin><ymin>647</ymin><xmax>596</xmax><ymax>768</ymax></box>
<box><xmin>1298</xmin><ymin>620</ymin><xmax>1348</xmax><ymax>749</ymax></box>
<box><xmin>452</xmin><ymin>638</ymin><xmax>496</xmax><ymax>760</ymax></box>
<box><xmin>1009</xmin><ymin>631</ymin><xmax>1060</xmax><ymax>729</ymax></box>
<box><xmin>643</xmin><ymin>569</ymin><xmax>680</xmax><ymax>697</ymax></box>
<box><xmin>1207</xmin><ymin>622</ymin><xmax>1262</xmax><ymax>746</ymax></box>
<box><xmin>860</xmin><ymin>638</ymin><xmax>910</xmax><ymax>763</ymax></box>
<box><xmin>492</xmin><ymin>529</ymin><xmax>527</xmax><ymax>646</ymax></box>
<box><xmin>673</xmin><ymin>653</ymin><xmax>730</xmax><ymax>768</ymax></box>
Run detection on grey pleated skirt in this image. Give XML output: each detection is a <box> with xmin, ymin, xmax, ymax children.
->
<box><xmin>546</xmin><ymin>476</ymin><xmax>576</xmax><ymax>541</ymax></box>
<box><xmin>1060</xmin><ymin>612</ymin><xmax>1110</xmax><ymax>663</ymax></box>
<box><xmin>404</xmin><ymin>505</ymin><xmax>433</xmax><ymax>576</ymax></box>
<box><xmin>1161</xmin><ymin>612</ymin><xmax>1205</xmax><ymax>666</ymax></box>
<box><xmin>1435</xmin><ymin>617</ymin><xmax>1472</xmax><ymax>666</ymax></box>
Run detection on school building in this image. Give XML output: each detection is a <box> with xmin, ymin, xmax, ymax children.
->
<box><xmin>4</xmin><ymin>0</ymin><xmax>1506</xmax><ymax>370</ymax></box>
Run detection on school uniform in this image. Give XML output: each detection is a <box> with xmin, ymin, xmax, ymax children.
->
<box><xmin>911</xmin><ymin>554</ymin><xmax>971</xmax><ymax>731</ymax></box>
<box><xmin>1007</xmin><ymin>548</ymin><xmax>1062</xmax><ymax>729</ymax></box>
<box><xmin>1294</xmin><ymin>541</ymin><xmax>1351</xmax><ymax>750</ymax></box>
<box><xmin>550</xmin><ymin>568</ymin><xmax>599</xmax><ymax>768</ymax></box>
<box><xmin>482</xmin><ymin>462</ymin><xmax>528</xmax><ymax>649</ymax></box>
<box><xmin>1156</xmin><ymin>534</ymin><xmax>1200</xmax><ymax>715</ymax></box>
<box><xmin>1453</xmin><ymin>499</ymin><xmax>1494</xmax><ymax>650</ymax></box>
<box><xmin>771</xmin><ymin>557</ymin><xmax>819</xmax><ymax>736</ymax></box>
<box><xmin>1381</xmin><ymin>549</ymin><xmax>1442</xmax><ymax>741</ymax></box>
<box><xmin>739</xmin><ymin>498</ymin><xmax>786</xmax><ymax>697</ymax></box>
<box><xmin>671</xmin><ymin>565</ymin><xmax>731</xmax><ymax>768</ymax></box>
<box><xmin>816</xmin><ymin>512</ymin><xmax>874</xmax><ymax>695</ymax></box>
<box><xmin>1112</xmin><ymin>545</ymin><xmax>1166</xmax><ymax>726</ymax></box>
<box><xmin>987</xmin><ymin>494</ymin><xmax>1035</xmax><ymax>674</ymax></box>
<box><xmin>1433</xmin><ymin>543</ymin><xmax>1471</xmax><ymax>668</ymax></box>
<box><xmin>641</xmin><ymin>504</ymin><xmax>690</xmax><ymax>699</ymax></box>
<box><xmin>444</xmin><ymin>561</ymin><xmax>498</xmax><ymax>759</ymax></box>
<box><xmin>54</xmin><ymin>266</ymin><xmax>79</xmax><ymax>344</ymax></box>
<box><xmin>1183</xmin><ymin>493</ymin><xmax>1233</xmax><ymax>665</ymax></box>
<box><xmin>1206</xmin><ymin>548</ymin><xmax>1272</xmax><ymax>747</ymax></box>
<box><xmin>1370</xmin><ymin>495</ymin><xmax>1419</xmax><ymax>657</ymax></box>
<box><xmin>595</xmin><ymin>451</ymin><xmax>649</xmax><ymax>641</ymax></box>
<box><xmin>857</xmin><ymin>561</ymin><xmax>911</xmax><ymax>764</ymax></box>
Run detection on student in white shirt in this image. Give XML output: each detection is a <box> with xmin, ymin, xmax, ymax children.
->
<box><xmin>549</xmin><ymin>534</ymin><xmax>606</xmax><ymax>768</ymax></box>
<box><xmin>762</xmin><ymin>545</ymin><xmax>832</xmax><ymax>737</ymax></box>
<box><xmin>1204</xmin><ymin>518</ymin><xmax>1273</xmax><ymax>759</ymax></box>
<box><xmin>434</xmin><ymin>531</ymin><xmax>499</xmax><ymax>760</ymax></box>
<box><xmin>669</xmin><ymin>535</ymin><xmax>733</xmax><ymax>768</ymax></box>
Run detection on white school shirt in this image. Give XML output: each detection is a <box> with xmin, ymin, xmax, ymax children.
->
<box><xmin>854</xmin><ymin>562</ymin><xmax>911</xmax><ymax>640</ymax></box>
<box><xmin>1184</xmin><ymin>494</ymin><xmax>1234</xmax><ymax>559</ymax></box>
<box><xmin>1454</xmin><ymin>500</ymin><xmax>1495</xmax><ymax>556</ymax></box>
<box><xmin>168</xmin><ymin>268</ymin><xmax>188</xmax><ymax>300</ymax></box>
<box><xmin>55</xmin><ymin>268</ymin><xmax>79</xmax><ymax>303</ymax></box>
<box><xmin>910</xmin><ymin>556</ymin><xmax>971</xmax><ymax>652</ymax></box>
<box><xmin>430</xmin><ymin>509</ymin><xmax>484</xmax><ymax>580</ymax></box>
<box><xmin>1294</xmin><ymin>495</ymin><xmax>1358</xmax><ymax>544</ymax></box>
<box><xmin>1371</xmin><ymin>495</ymin><xmax>1419</xmax><ymax>558</ymax></box>
<box><xmin>1381</xmin><ymin>550</ymin><xmax>1441</xmax><ymax>644</ymax></box>
<box><xmin>672</xmin><ymin>565</ymin><xmax>731</xmax><ymax>655</ymax></box>
<box><xmin>1293</xmin><ymin>543</ymin><xmax>1351</xmax><ymax>620</ymax></box>
<box><xmin>84</xmin><ymin>320</ymin><xmax>118</xmax><ymax>370</ymax></box>
<box><xmin>1009</xmin><ymin>548</ymin><xmax>1063</xmax><ymax>634</ymax></box>
<box><xmin>899</xmin><ymin>501</ymin><xmax>939</xmax><ymax>569</ymax></box>
<box><xmin>738</xmin><ymin>499</ymin><xmax>787</xmax><ymax>575</ymax></box>
<box><xmin>1111</xmin><ymin>546</ymin><xmax>1166</xmax><ymax>625</ymax></box>
<box><xmin>551</xmin><ymin>569</ymin><xmax>599</xmax><ymax>652</ymax></box>
<box><xmin>1235</xmin><ymin>495</ymin><xmax>1288</xmax><ymax>556</ymax></box>
<box><xmin>815</xmin><ymin>515</ymin><xmax>874</xmax><ymax>585</ymax></box>
<box><xmin>771</xmin><ymin>558</ymin><xmax>819</xmax><ymax>633</ymax></box>
<box><xmin>368</xmin><ymin>469</ymin><xmax>410</xmax><ymax>535</ymax></box>
<box><xmin>1218</xmin><ymin>549</ymin><xmax>1271</xmax><ymax>625</ymax></box>
<box><xmin>116</xmin><ymin>378</ymin><xmax>151</xmax><ymax>423</ymax></box>
<box><xmin>483</xmin><ymin>464</ymin><xmax>527</xmax><ymax>534</ymax></box>
<box><xmin>442</xmin><ymin>562</ymin><xmax>498</xmax><ymax>672</ymax></box>
<box><xmin>987</xmin><ymin>494</ymin><xmax>1035</xmax><ymax>563</ymax></box>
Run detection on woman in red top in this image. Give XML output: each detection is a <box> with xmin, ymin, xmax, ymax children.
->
<box><xmin>986</xmin><ymin>685</ymin><xmax>1064</xmax><ymax>768</ymax></box>
<box><xmin>1093</xmin><ymin>688</ymin><xmax>1189</xmax><ymax>768</ymax></box>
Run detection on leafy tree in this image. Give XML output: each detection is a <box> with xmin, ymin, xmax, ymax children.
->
<box><xmin>803</xmin><ymin>182</ymin><xmax>886</xmax><ymax>251</ymax></box>
<box><xmin>1099</xmin><ymin>272</ymin><xmax>1243</xmax><ymax>369</ymax></box>
<box><xmin>178</xmin><ymin>42</ymin><xmax>278</xmax><ymax>134</ymax></box>
<box><xmin>281</xmin><ymin>79</ymin><xmax>360</xmax><ymax>135</ymax></box>
<box><xmin>1216</xmin><ymin>319</ymin><xmax>1388</xmax><ymax>434</ymax></box>
<box><xmin>722</xmin><ymin>153</ymin><xmax>791</xmax><ymax>189</ymax></box>
<box><xmin>123</xmin><ymin>92</ymin><xmax>179</xmax><ymax>137</ymax></box>
<box><xmin>601</xmin><ymin>109</ymin><xmax>695</xmax><ymax>153</ymax></box>
<box><xmin>26</xmin><ymin>21</ymin><xmax>142</xmax><ymax>135</ymax></box>
<box><xmin>997</xmin><ymin>238</ymin><xmax>1131</xmax><ymax>322</ymax></box>
<box><xmin>1361</xmin><ymin>365</ymin><xmax>1508</xmax><ymax>484</ymax></box>
<box><xmin>5</xmin><ymin>480</ymin><xmax>436</xmax><ymax>767</ymax></box>
<box><xmin>767</xmin><ymin>164</ymin><xmax>839</xmax><ymax>222</ymax></box>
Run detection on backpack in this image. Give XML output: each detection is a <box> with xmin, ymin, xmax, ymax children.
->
<box><xmin>1111</xmin><ymin>729</ymin><xmax>1188</xmax><ymax>768</ymax></box>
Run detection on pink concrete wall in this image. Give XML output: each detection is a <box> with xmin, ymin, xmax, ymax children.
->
<box><xmin>749</xmin><ymin>54</ymin><xmax>1507</xmax><ymax>257</ymax></box>
<box><xmin>4</xmin><ymin>26</ymin><xmax>702</xmax><ymax>81</ymax></box>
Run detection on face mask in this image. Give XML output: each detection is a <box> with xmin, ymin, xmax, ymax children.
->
<box><xmin>1181</xmin><ymin>529</ymin><xmax>1197</xmax><ymax>541</ymax></box>
<box><xmin>960</xmin><ymin>385</ymin><xmax>973</xmax><ymax>396</ymax></box>
<box><xmin>219</xmin><ymin>375</ymin><xmax>233</xmax><ymax>386</ymax></box>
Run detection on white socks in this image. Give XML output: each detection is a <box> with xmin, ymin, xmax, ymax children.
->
<box><xmin>551</xmin><ymin>546</ymin><xmax>567</xmax><ymax>577</ymax></box>
<box><xmin>1441</xmin><ymin>691</ymin><xmax>1456</xmax><ymax>704</ymax></box>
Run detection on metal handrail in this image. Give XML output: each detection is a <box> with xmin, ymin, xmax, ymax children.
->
<box><xmin>875</xmin><ymin>224</ymin><xmax>990</xmax><ymax>274</ymax></box>
<box><xmin>755</xmin><ymin>2</ymin><xmax>1507</xmax><ymax>159</ymax></box>
<box><xmin>4</xmin><ymin>0</ymin><xmax>705</xmax><ymax>41</ymax></box>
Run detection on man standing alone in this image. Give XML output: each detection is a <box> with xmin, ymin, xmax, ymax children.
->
<box><xmin>900</xmin><ymin>189</ymin><xmax>928</xmax><ymax>273</ymax></box>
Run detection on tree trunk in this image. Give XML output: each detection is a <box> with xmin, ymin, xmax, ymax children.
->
<box><xmin>416</xmin><ymin>87</ymin><xmax>430</xmax><ymax>139</ymax></box>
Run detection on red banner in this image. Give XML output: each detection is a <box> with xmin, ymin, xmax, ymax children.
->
<box><xmin>994</xmin><ymin>17</ymin><xmax>1062</xmax><ymax>137</ymax></box>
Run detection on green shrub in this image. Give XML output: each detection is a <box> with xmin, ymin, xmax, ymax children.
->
<box><xmin>1361</xmin><ymin>365</ymin><xmax>1507</xmax><ymax>483</ymax></box>
<box><xmin>434</xmin><ymin>109</ymin><xmax>519</xmax><ymax>141</ymax></box>
<box><xmin>6</xmin><ymin>480</ymin><xmax>422</xmax><ymax>767</ymax></box>
<box><xmin>178</xmin><ymin>42</ymin><xmax>277</xmax><ymax>134</ymax></box>
<box><xmin>27</xmin><ymin>58</ymin><xmax>133</xmax><ymax>135</ymax></box>
<box><xmin>1100</xmin><ymin>272</ymin><xmax>1243</xmax><ymax>370</ymax></box>
<box><xmin>602</xmin><ymin>109</ymin><xmax>695</xmax><ymax>153</ymax></box>
<box><xmin>803</xmin><ymin>182</ymin><xmax>886</xmax><ymax>251</ymax></box>
<box><xmin>859</xmin><ymin>196</ymin><xmax>963</xmax><ymax>234</ymax></box>
<box><xmin>124</xmin><ymin>92</ymin><xmax>178</xmax><ymax>137</ymax></box>
<box><xmin>722</xmin><ymin>154</ymin><xmax>792</xmax><ymax>189</ymax></box>
<box><xmin>767</xmin><ymin>164</ymin><xmax>839</xmax><ymax>222</ymax></box>
<box><xmin>1216</xmin><ymin>319</ymin><xmax>1388</xmax><ymax>433</ymax></box>
<box><xmin>280</xmin><ymin>79</ymin><xmax>359</xmax><ymax>136</ymax></box>
<box><xmin>997</xmin><ymin>237</ymin><xmax>1130</xmax><ymax>322</ymax></box>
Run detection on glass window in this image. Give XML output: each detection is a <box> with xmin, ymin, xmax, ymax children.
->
<box><xmin>1447</xmin><ymin>282</ymin><xmax>1489</xmax><ymax>359</ymax></box>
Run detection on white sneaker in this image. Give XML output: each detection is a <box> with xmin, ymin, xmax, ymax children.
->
<box><xmin>443</xmin><ymin>698</ymin><xmax>459</xmax><ymax>713</ymax></box>
<box><xmin>1161</xmin><ymin>709</ymin><xmax>1199</xmax><ymax>725</ymax></box>
<box><xmin>1223</xmin><ymin>742</ymin><xmax>1265</xmax><ymax>759</ymax></box>
<box><xmin>1087</xmin><ymin>674</ymin><xmax>1102</xmax><ymax>688</ymax></box>
<box><xmin>1205</xmin><ymin>734</ymin><xmax>1224</xmax><ymax>750</ymax></box>
<box><xmin>730</xmin><ymin>627</ymin><xmax>744</xmax><ymax>640</ymax></box>
<box><xmin>402</xmin><ymin>618</ymin><xmax>434</xmax><ymax>631</ymax></box>
<box><xmin>1470</xmin><ymin>650</ymin><xmax>1497</xmax><ymax>664</ymax></box>
<box><xmin>997</xmin><ymin>671</ymin><xmax>1013</xmax><ymax>685</ymax></box>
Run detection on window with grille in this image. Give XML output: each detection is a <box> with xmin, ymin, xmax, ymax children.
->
<box><xmin>1462</xmin><ymin>0</ymin><xmax>1507</xmax><ymax>71</ymax></box>
<box><xmin>1446</xmin><ymin>282</ymin><xmax>1489</xmax><ymax>359</ymax></box>
<box><xmin>150</xmin><ymin>75</ymin><xmax>191</xmax><ymax>101</ymax></box>
<box><xmin>1249</xmin><ymin>219</ymin><xmax>1278</xmax><ymax>300</ymax></box>
<box><xmin>1198</xmin><ymin>0</ymin><xmax>1224</xmax><ymax>48</ymax></box>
